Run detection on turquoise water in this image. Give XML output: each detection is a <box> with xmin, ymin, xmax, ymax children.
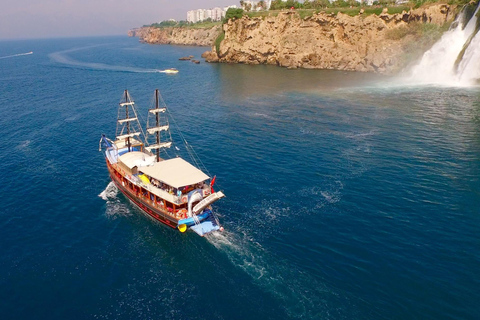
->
<box><xmin>0</xmin><ymin>36</ymin><xmax>479</xmax><ymax>319</ymax></box>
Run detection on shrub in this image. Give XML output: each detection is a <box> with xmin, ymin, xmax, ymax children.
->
<box><xmin>215</xmin><ymin>32</ymin><xmax>225</xmax><ymax>54</ymax></box>
<box><xmin>225</xmin><ymin>8</ymin><xmax>245</xmax><ymax>22</ymax></box>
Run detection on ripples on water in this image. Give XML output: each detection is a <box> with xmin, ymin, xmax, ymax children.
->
<box><xmin>0</xmin><ymin>37</ymin><xmax>479</xmax><ymax>320</ymax></box>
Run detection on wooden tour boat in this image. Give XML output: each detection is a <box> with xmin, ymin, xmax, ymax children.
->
<box><xmin>99</xmin><ymin>89</ymin><xmax>224</xmax><ymax>236</ymax></box>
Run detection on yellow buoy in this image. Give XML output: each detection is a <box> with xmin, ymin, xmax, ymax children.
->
<box><xmin>178</xmin><ymin>224</ymin><xmax>187</xmax><ymax>233</ymax></box>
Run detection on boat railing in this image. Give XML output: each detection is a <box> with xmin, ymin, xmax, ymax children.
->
<box><xmin>115</xmin><ymin>172</ymin><xmax>179</xmax><ymax>219</ymax></box>
<box><xmin>127</xmin><ymin>178</ymin><xmax>182</xmax><ymax>205</ymax></box>
<box><xmin>146</xmin><ymin>184</ymin><xmax>182</xmax><ymax>205</ymax></box>
<box><xmin>113</xmin><ymin>165</ymin><xmax>212</xmax><ymax>207</ymax></box>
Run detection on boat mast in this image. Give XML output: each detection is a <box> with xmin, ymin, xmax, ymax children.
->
<box><xmin>155</xmin><ymin>89</ymin><xmax>160</xmax><ymax>162</ymax></box>
<box><xmin>124</xmin><ymin>89</ymin><xmax>131</xmax><ymax>152</ymax></box>
<box><xmin>115</xmin><ymin>91</ymin><xmax>145</xmax><ymax>152</ymax></box>
<box><xmin>145</xmin><ymin>90</ymin><xmax>172</xmax><ymax>157</ymax></box>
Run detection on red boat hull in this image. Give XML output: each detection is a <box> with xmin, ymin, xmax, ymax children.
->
<box><xmin>106</xmin><ymin>159</ymin><xmax>179</xmax><ymax>229</ymax></box>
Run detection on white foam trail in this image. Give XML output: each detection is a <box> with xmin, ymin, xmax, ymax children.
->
<box><xmin>98</xmin><ymin>181</ymin><xmax>118</xmax><ymax>200</ymax></box>
<box><xmin>98</xmin><ymin>181</ymin><xmax>133</xmax><ymax>218</ymax></box>
<box><xmin>15</xmin><ymin>140</ymin><xmax>31</xmax><ymax>151</ymax></box>
<box><xmin>49</xmin><ymin>46</ymin><xmax>163</xmax><ymax>73</ymax></box>
<box><xmin>206</xmin><ymin>230</ymin><xmax>267</xmax><ymax>279</ymax></box>
<box><xmin>0</xmin><ymin>51</ymin><xmax>33</xmax><ymax>60</ymax></box>
<box><xmin>206</xmin><ymin>227</ymin><xmax>334</xmax><ymax>318</ymax></box>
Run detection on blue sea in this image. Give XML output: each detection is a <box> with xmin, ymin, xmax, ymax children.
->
<box><xmin>0</xmin><ymin>36</ymin><xmax>479</xmax><ymax>319</ymax></box>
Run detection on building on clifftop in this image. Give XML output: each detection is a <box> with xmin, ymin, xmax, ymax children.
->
<box><xmin>187</xmin><ymin>5</ymin><xmax>238</xmax><ymax>23</ymax></box>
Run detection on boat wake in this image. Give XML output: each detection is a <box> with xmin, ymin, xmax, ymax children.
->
<box><xmin>0</xmin><ymin>51</ymin><xmax>33</xmax><ymax>60</ymax></box>
<box><xmin>206</xmin><ymin>229</ymin><xmax>267</xmax><ymax>279</ymax></box>
<box><xmin>49</xmin><ymin>47</ymin><xmax>163</xmax><ymax>74</ymax></box>
<box><xmin>206</xmin><ymin>225</ymin><xmax>351</xmax><ymax>318</ymax></box>
<box><xmin>15</xmin><ymin>140</ymin><xmax>32</xmax><ymax>151</ymax></box>
<box><xmin>98</xmin><ymin>181</ymin><xmax>132</xmax><ymax>218</ymax></box>
<box><xmin>98</xmin><ymin>181</ymin><xmax>118</xmax><ymax>200</ymax></box>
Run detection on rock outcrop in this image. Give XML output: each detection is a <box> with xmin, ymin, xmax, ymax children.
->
<box><xmin>204</xmin><ymin>4</ymin><xmax>455</xmax><ymax>73</ymax></box>
<box><xmin>130</xmin><ymin>4</ymin><xmax>456</xmax><ymax>73</ymax></box>
<box><xmin>128</xmin><ymin>26</ymin><xmax>221</xmax><ymax>47</ymax></box>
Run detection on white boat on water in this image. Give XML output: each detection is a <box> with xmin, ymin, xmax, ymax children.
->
<box><xmin>157</xmin><ymin>68</ymin><xmax>178</xmax><ymax>74</ymax></box>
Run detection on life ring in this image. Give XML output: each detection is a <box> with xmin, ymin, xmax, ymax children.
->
<box><xmin>181</xmin><ymin>195</ymin><xmax>187</xmax><ymax>203</ymax></box>
<box><xmin>177</xmin><ymin>209</ymin><xmax>188</xmax><ymax>219</ymax></box>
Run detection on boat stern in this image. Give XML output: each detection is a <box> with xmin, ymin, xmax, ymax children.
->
<box><xmin>177</xmin><ymin>209</ymin><xmax>222</xmax><ymax>236</ymax></box>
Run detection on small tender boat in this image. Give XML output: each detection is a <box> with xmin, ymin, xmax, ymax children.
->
<box><xmin>99</xmin><ymin>90</ymin><xmax>224</xmax><ymax>236</ymax></box>
<box><xmin>161</xmin><ymin>68</ymin><xmax>179</xmax><ymax>74</ymax></box>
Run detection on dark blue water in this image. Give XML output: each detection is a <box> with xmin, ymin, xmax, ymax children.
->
<box><xmin>1</xmin><ymin>36</ymin><xmax>479</xmax><ymax>320</ymax></box>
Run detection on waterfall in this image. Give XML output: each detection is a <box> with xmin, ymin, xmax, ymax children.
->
<box><xmin>409</xmin><ymin>3</ymin><xmax>480</xmax><ymax>86</ymax></box>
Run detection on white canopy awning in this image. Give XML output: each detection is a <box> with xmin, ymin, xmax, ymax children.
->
<box><xmin>119</xmin><ymin>151</ymin><xmax>156</xmax><ymax>169</ymax></box>
<box><xmin>139</xmin><ymin>157</ymin><xmax>209</xmax><ymax>189</ymax></box>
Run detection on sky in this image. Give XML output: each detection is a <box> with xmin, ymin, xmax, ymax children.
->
<box><xmin>0</xmin><ymin>0</ymin><xmax>237</xmax><ymax>40</ymax></box>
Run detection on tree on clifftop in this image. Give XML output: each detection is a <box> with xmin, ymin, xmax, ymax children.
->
<box><xmin>258</xmin><ymin>1</ymin><xmax>267</xmax><ymax>10</ymax></box>
<box><xmin>225</xmin><ymin>8</ymin><xmax>245</xmax><ymax>21</ymax></box>
<box><xmin>303</xmin><ymin>0</ymin><xmax>330</xmax><ymax>9</ymax></box>
<box><xmin>269</xmin><ymin>0</ymin><xmax>302</xmax><ymax>10</ymax></box>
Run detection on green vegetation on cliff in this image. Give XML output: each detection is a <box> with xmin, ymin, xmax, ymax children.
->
<box><xmin>145</xmin><ymin>0</ymin><xmax>476</xmax><ymax>31</ymax></box>
<box><xmin>386</xmin><ymin>21</ymin><xmax>453</xmax><ymax>71</ymax></box>
<box><xmin>266</xmin><ymin>0</ymin><xmax>473</xmax><ymax>10</ymax></box>
<box><xmin>224</xmin><ymin>8</ymin><xmax>245</xmax><ymax>21</ymax></box>
<box><xmin>214</xmin><ymin>7</ymin><xmax>245</xmax><ymax>54</ymax></box>
<box><xmin>215</xmin><ymin>32</ymin><xmax>225</xmax><ymax>54</ymax></box>
<box><xmin>244</xmin><ymin>0</ymin><xmax>475</xmax><ymax>19</ymax></box>
<box><xmin>145</xmin><ymin>19</ymin><xmax>221</xmax><ymax>30</ymax></box>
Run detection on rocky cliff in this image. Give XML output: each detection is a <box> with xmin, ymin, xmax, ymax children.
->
<box><xmin>128</xmin><ymin>26</ymin><xmax>221</xmax><ymax>46</ymax></box>
<box><xmin>130</xmin><ymin>4</ymin><xmax>457</xmax><ymax>73</ymax></box>
<box><xmin>203</xmin><ymin>4</ymin><xmax>456</xmax><ymax>73</ymax></box>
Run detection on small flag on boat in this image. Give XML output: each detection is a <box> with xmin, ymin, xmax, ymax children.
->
<box><xmin>211</xmin><ymin>175</ymin><xmax>216</xmax><ymax>193</ymax></box>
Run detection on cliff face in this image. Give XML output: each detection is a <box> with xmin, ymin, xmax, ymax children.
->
<box><xmin>128</xmin><ymin>26</ymin><xmax>221</xmax><ymax>46</ymax></box>
<box><xmin>203</xmin><ymin>4</ymin><xmax>455</xmax><ymax>73</ymax></box>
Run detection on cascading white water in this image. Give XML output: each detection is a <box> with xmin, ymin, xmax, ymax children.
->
<box><xmin>409</xmin><ymin>4</ymin><xmax>480</xmax><ymax>86</ymax></box>
<box><xmin>456</xmin><ymin>19</ymin><xmax>480</xmax><ymax>84</ymax></box>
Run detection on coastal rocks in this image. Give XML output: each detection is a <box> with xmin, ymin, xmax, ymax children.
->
<box><xmin>129</xmin><ymin>26</ymin><xmax>221</xmax><ymax>46</ymax></box>
<box><xmin>201</xmin><ymin>50</ymin><xmax>219</xmax><ymax>62</ymax></box>
<box><xmin>203</xmin><ymin>4</ymin><xmax>455</xmax><ymax>73</ymax></box>
<box><xmin>179</xmin><ymin>56</ymin><xmax>201</xmax><ymax>64</ymax></box>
